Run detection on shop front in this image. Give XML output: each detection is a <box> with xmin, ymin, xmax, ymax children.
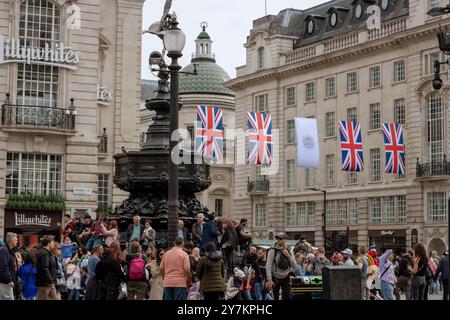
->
<box><xmin>4</xmin><ymin>209</ymin><xmax>62</xmax><ymax>248</ymax></box>
<box><xmin>326</xmin><ymin>229</ymin><xmax>358</xmax><ymax>253</ymax></box>
<box><xmin>368</xmin><ymin>229</ymin><xmax>407</xmax><ymax>253</ymax></box>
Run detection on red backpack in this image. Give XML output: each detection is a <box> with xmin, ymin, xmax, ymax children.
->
<box><xmin>128</xmin><ymin>255</ymin><xmax>145</xmax><ymax>281</ymax></box>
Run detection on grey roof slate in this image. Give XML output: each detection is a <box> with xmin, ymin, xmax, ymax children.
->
<box><xmin>249</xmin><ymin>0</ymin><xmax>409</xmax><ymax>49</ymax></box>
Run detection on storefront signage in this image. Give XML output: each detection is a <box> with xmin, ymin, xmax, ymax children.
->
<box><xmin>5</xmin><ymin>209</ymin><xmax>61</xmax><ymax>230</ymax></box>
<box><xmin>0</xmin><ymin>34</ymin><xmax>80</xmax><ymax>70</ymax></box>
<box><xmin>73</xmin><ymin>187</ymin><xmax>92</xmax><ymax>195</ymax></box>
<box><xmin>380</xmin><ymin>230</ymin><xmax>395</xmax><ymax>236</ymax></box>
<box><xmin>97</xmin><ymin>84</ymin><xmax>113</xmax><ymax>105</ymax></box>
<box><xmin>15</xmin><ymin>212</ymin><xmax>52</xmax><ymax>227</ymax></box>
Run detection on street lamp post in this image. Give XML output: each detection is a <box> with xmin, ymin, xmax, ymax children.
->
<box><xmin>163</xmin><ymin>15</ymin><xmax>186</xmax><ymax>246</ymax></box>
<box><xmin>307</xmin><ymin>188</ymin><xmax>327</xmax><ymax>250</ymax></box>
<box><xmin>427</xmin><ymin>3</ymin><xmax>450</xmax><ymax>299</ymax></box>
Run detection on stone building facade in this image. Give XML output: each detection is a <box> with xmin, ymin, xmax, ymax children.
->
<box><xmin>227</xmin><ymin>0</ymin><xmax>449</xmax><ymax>254</ymax></box>
<box><xmin>0</xmin><ymin>0</ymin><xmax>144</xmax><ymax>245</ymax></box>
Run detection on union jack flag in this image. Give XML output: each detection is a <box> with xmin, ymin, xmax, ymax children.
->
<box><xmin>195</xmin><ymin>105</ymin><xmax>223</xmax><ymax>162</ymax></box>
<box><xmin>381</xmin><ymin>123</ymin><xmax>405</xmax><ymax>175</ymax></box>
<box><xmin>247</xmin><ymin>112</ymin><xmax>273</xmax><ymax>165</ymax></box>
<box><xmin>339</xmin><ymin>120</ymin><xmax>364</xmax><ymax>172</ymax></box>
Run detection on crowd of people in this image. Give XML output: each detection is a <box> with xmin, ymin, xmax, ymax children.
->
<box><xmin>0</xmin><ymin>211</ymin><xmax>448</xmax><ymax>301</ymax></box>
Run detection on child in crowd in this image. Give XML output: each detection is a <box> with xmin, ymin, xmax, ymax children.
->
<box><xmin>60</xmin><ymin>237</ymin><xmax>78</xmax><ymax>265</ymax></box>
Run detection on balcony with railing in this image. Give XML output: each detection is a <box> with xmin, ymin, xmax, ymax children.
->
<box><xmin>416</xmin><ymin>156</ymin><xmax>450</xmax><ymax>180</ymax></box>
<box><xmin>1</xmin><ymin>95</ymin><xmax>76</xmax><ymax>133</ymax></box>
<box><xmin>247</xmin><ymin>178</ymin><xmax>270</xmax><ymax>194</ymax></box>
<box><xmin>323</xmin><ymin>33</ymin><xmax>359</xmax><ymax>53</ymax></box>
<box><xmin>284</xmin><ymin>17</ymin><xmax>408</xmax><ymax>65</ymax></box>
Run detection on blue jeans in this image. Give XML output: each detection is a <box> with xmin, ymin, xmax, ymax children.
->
<box><xmin>86</xmin><ymin>236</ymin><xmax>103</xmax><ymax>252</ymax></box>
<box><xmin>163</xmin><ymin>287</ymin><xmax>188</xmax><ymax>300</ymax></box>
<box><xmin>431</xmin><ymin>280</ymin><xmax>440</xmax><ymax>294</ymax></box>
<box><xmin>243</xmin><ymin>290</ymin><xmax>253</xmax><ymax>300</ymax></box>
<box><xmin>68</xmin><ymin>289</ymin><xmax>80</xmax><ymax>301</ymax></box>
<box><xmin>380</xmin><ymin>280</ymin><xmax>394</xmax><ymax>300</ymax></box>
<box><xmin>254</xmin><ymin>281</ymin><xmax>263</xmax><ymax>300</ymax></box>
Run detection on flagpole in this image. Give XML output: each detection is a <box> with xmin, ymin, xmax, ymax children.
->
<box><xmin>265</xmin><ymin>0</ymin><xmax>267</xmax><ymax>15</ymax></box>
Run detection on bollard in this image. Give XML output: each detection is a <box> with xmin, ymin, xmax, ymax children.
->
<box><xmin>322</xmin><ymin>265</ymin><xmax>361</xmax><ymax>300</ymax></box>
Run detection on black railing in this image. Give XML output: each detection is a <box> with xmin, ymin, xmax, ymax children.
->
<box><xmin>1</xmin><ymin>98</ymin><xmax>76</xmax><ymax>132</ymax></box>
<box><xmin>247</xmin><ymin>179</ymin><xmax>270</xmax><ymax>193</ymax></box>
<box><xmin>98</xmin><ymin>128</ymin><xmax>108</xmax><ymax>154</ymax></box>
<box><xmin>416</xmin><ymin>157</ymin><xmax>450</xmax><ymax>178</ymax></box>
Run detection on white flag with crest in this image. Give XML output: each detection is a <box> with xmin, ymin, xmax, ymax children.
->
<box><xmin>295</xmin><ymin>117</ymin><xmax>320</xmax><ymax>168</ymax></box>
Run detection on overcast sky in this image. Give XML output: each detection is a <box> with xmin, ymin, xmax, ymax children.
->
<box><xmin>141</xmin><ymin>0</ymin><xmax>329</xmax><ymax>80</ymax></box>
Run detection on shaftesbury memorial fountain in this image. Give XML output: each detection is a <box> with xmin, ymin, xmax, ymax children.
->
<box><xmin>110</xmin><ymin>8</ymin><xmax>211</xmax><ymax>248</ymax></box>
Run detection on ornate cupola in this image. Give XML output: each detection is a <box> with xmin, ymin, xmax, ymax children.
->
<box><xmin>193</xmin><ymin>22</ymin><xmax>215</xmax><ymax>62</ymax></box>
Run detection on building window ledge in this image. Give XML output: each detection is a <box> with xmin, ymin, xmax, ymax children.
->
<box><xmin>368</xmin><ymin>128</ymin><xmax>381</xmax><ymax>134</ymax></box>
<box><xmin>324</xmin><ymin>95</ymin><xmax>337</xmax><ymax>101</ymax></box>
<box><xmin>392</xmin><ymin>80</ymin><xmax>406</xmax><ymax>86</ymax></box>
<box><xmin>368</xmin><ymin>181</ymin><xmax>382</xmax><ymax>185</ymax></box>
<box><xmin>345</xmin><ymin>90</ymin><xmax>359</xmax><ymax>96</ymax></box>
<box><xmin>304</xmin><ymin>100</ymin><xmax>316</xmax><ymax>105</ymax></box>
<box><xmin>368</xmin><ymin>85</ymin><xmax>383</xmax><ymax>91</ymax></box>
<box><xmin>345</xmin><ymin>182</ymin><xmax>359</xmax><ymax>186</ymax></box>
<box><xmin>285</xmin><ymin>142</ymin><xmax>296</xmax><ymax>146</ymax></box>
<box><xmin>324</xmin><ymin>136</ymin><xmax>337</xmax><ymax>141</ymax></box>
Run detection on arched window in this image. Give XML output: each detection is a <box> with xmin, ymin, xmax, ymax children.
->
<box><xmin>17</xmin><ymin>0</ymin><xmax>61</xmax><ymax>107</ymax></box>
<box><xmin>427</xmin><ymin>92</ymin><xmax>445</xmax><ymax>163</ymax></box>
<box><xmin>205</xmin><ymin>43</ymin><xmax>208</xmax><ymax>53</ymax></box>
<box><xmin>200</xmin><ymin>44</ymin><xmax>204</xmax><ymax>54</ymax></box>
<box><xmin>257</xmin><ymin>47</ymin><xmax>265</xmax><ymax>69</ymax></box>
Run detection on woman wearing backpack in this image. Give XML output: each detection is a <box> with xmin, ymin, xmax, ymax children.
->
<box><xmin>17</xmin><ymin>252</ymin><xmax>37</xmax><ymax>300</ymax></box>
<box><xmin>125</xmin><ymin>241</ymin><xmax>148</xmax><ymax>300</ymax></box>
<box><xmin>196</xmin><ymin>242</ymin><xmax>225</xmax><ymax>300</ymax></box>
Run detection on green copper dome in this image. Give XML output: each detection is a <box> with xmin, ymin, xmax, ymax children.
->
<box><xmin>180</xmin><ymin>23</ymin><xmax>235</xmax><ymax>98</ymax></box>
<box><xmin>179</xmin><ymin>60</ymin><xmax>235</xmax><ymax>97</ymax></box>
<box><xmin>197</xmin><ymin>30</ymin><xmax>210</xmax><ymax>39</ymax></box>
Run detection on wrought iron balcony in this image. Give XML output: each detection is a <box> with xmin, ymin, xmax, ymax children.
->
<box><xmin>416</xmin><ymin>156</ymin><xmax>450</xmax><ymax>179</ymax></box>
<box><xmin>247</xmin><ymin>179</ymin><xmax>270</xmax><ymax>193</ymax></box>
<box><xmin>1</xmin><ymin>98</ymin><xmax>76</xmax><ymax>132</ymax></box>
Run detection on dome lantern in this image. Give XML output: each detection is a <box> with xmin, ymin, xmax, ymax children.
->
<box><xmin>194</xmin><ymin>22</ymin><xmax>215</xmax><ymax>61</ymax></box>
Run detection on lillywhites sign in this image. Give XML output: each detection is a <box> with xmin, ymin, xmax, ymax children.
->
<box><xmin>15</xmin><ymin>212</ymin><xmax>52</xmax><ymax>227</ymax></box>
<box><xmin>0</xmin><ymin>34</ymin><xmax>80</xmax><ymax>70</ymax></box>
<box><xmin>380</xmin><ymin>230</ymin><xmax>395</xmax><ymax>236</ymax></box>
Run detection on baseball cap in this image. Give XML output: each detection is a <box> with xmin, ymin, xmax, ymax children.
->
<box><xmin>341</xmin><ymin>248</ymin><xmax>353</xmax><ymax>256</ymax></box>
<box><xmin>275</xmin><ymin>232</ymin><xmax>288</xmax><ymax>240</ymax></box>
